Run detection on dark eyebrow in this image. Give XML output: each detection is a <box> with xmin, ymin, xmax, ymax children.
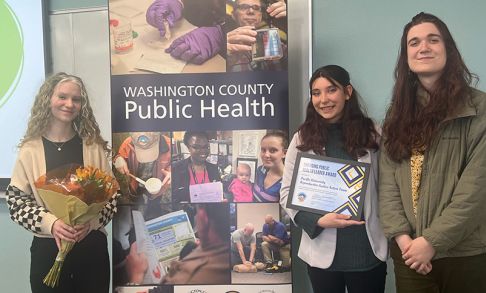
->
<box><xmin>407</xmin><ymin>33</ymin><xmax>442</xmax><ymax>45</ymax></box>
<box><xmin>407</xmin><ymin>37</ymin><xmax>419</xmax><ymax>45</ymax></box>
<box><xmin>427</xmin><ymin>33</ymin><xmax>442</xmax><ymax>39</ymax></box>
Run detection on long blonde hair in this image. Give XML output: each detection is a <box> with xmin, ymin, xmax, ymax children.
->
<box><xmin>20</xmin><ymin>72</ymin><xmax>109</xmax><ymax>153</ymax></box>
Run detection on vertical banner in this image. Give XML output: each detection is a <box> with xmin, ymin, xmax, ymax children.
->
<box><xmin>109</xmin><ymin>0</ymin><xmax>290</xmax><ymax>292</ymax></box>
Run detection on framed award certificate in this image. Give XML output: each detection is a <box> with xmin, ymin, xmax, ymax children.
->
<box><xmin>286</xmin><ymin>153</ymin><xmax>371</xmax><ymax>220</ymax></box>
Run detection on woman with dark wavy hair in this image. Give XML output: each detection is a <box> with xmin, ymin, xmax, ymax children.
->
<box><xmin>380</xmin><ymin>12</ymin><xmax>486</xmax><ymax>292</ymax></box>
<box><xmin>281</xmin><ymin>65</ymin><xmax>388</xmax><ymax>293</ymax></box>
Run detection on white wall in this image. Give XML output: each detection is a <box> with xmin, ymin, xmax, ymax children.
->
<box><xmin>312</xmin><ymin>0</ymin><xmax>486</xmax><ymax>122</ymax></box>
<box><xmin>236</xmin><ymin>203</ymin><xmax>281</xmax><ymax>234</ymax></box>
<box><xmin>49</xmin><ymin>7</ymin><xmax>112</xmax><ymax>142</ymax></box>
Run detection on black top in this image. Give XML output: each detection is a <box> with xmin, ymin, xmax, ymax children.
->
<box><xmin>324</xmin><ymin>123</ymin><xmax>381</xmax><ymax>271</ymax></box>
<box><xmin>42</xmin><ymin>135</ymin><xmax>83</xmax><ymax>172</ymax></box>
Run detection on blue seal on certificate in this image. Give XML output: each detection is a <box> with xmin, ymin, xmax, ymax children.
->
<box><xmin>286</xmin><ymin>153</ymin><xmax>370</xmax><ymax>220</ymax></box>
<box><xmin>297</xmin><ymin>192</ymin><xmax>306</xmax><ymax>202</ymax></box>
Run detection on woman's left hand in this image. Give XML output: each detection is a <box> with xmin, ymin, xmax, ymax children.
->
<box><xmin>74</xmin><ymin>222</ymin><xmax>91</xmax><ymax>242</ymax></box>
<box><xmin>402</xmin><ymin>236</ymin><xmax>435</xmax><ymax>271</ymax></box>
<box><xmin>317</xmin><ymin>213</ymin><xmax>365</xmax><ymax>229</ymax></box>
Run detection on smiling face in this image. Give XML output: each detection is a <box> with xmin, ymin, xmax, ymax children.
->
<box><xmin>234</xmin><ymin>0</ymin><xmax>263</xmax><ymax>27</ymax></box>
<box><xmin>49</xmin><ymin>81</ymin><xmax>82</xmax><ymax>126</ymax></box>
<box><xmin>311</xmin><ymin>77</ymin><xmax>351</xmax><ymax>123</ymax></box>
<box><xmin>187</xmin><ymin>135</ymin><xmax>210</xmax><ymax>165</ymax></box>
<box><xmin>260</xmin><ymin>135</ymin><xmax>286</xmax><ymax>170</ymax></box>
<box><xmin>407</xmin><ymin>22</ymin><xmax>447</xmax><ymax>84</ymax></box>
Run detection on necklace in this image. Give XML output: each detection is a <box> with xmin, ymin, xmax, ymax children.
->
<box><xmin>51</xmin><ymin>140</ymin><xmax>68</xmax><ymax>151</ymax></box>
<box><xmin>44</xmin><ymin>134</ymin><xmax>75</xmax><ymax>151</ymax></box>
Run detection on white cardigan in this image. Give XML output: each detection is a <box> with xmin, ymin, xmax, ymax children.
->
<box><xmin>280</xmin><ymin>132</ymin><xmax>388</xmax><ymax>268</ymax></box>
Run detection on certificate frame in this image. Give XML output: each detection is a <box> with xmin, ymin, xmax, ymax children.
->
<box><xmin>286</xmin><ymin>153</ymin><xmax>371</xmax><ymax>221</ymax></box>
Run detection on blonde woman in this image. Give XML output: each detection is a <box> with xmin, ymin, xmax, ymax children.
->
<box><xmin>6</xmin><ymin>72</ymin><xmax>118</xmax><ymax>293</ymax></box>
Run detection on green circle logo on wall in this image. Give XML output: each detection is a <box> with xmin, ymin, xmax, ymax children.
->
<box><xmin>0</xmin><ymin>1</ymin><xmax>24</xmax><ymax>108</ymax></box>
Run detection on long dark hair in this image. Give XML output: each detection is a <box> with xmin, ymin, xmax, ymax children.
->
<box><xmin>383</xmin><ymin>12</ymin><xmax>476</xmax><ymax>162</ymax></box>
<box><xmin>297</xmin><ymin>65</ymin><xmax>378</xmax><ymax>158</ymax></box>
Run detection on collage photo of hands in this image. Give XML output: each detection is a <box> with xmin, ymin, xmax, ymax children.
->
<box><xmin>109</xmin><ymin>0</ymin><xmax>287</xmax><ymax>75</ymax></box>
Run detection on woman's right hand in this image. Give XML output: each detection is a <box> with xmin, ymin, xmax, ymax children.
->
<box><xmin>51</xmin><ymin>219</ymin><xmax>77</xmax><ymax>250</ymax></box>
<box><xmin>316</xmin><ymin>213</ymin><xmax>365</xmax><ymax>228</ymax></box>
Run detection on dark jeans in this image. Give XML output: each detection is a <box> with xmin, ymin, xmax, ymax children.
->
<box><xmin>307</xmin><ymin>261</ymin><xmax>387</xmax><ymax>293</ymax></box>
<box><xmin>391</xmin><ymin>240</ymin><xmax>486</xmax><ymax>293</ymax></box>
<box><xmin>30</xmin><ymin>230</ymin><xmax>110</xmax><ymax>293</ymax></box>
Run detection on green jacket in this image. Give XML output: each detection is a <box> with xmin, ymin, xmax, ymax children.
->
<box><xmin>379</xmin><ymin>88</ymin><xmax>486</xmax><ymax>259</ymax></box>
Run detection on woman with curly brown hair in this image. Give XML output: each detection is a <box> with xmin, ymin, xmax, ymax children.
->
<box><xmin>379</xmin><ymin>12</ymin><xmax>486</xmax><ymax>292</ymax></box>
<box><xmin>6</xmin><ymin>72</ymin><xmax>118</xmax><ymax>292</ymax></box>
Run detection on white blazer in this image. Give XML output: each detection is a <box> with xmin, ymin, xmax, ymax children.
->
<box><xmin>280</xmin><ymin>132</ymin><xmax>388</xmax><ymax>269</ymax></box>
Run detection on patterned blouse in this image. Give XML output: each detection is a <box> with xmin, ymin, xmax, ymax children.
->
<box><xmin>410</xmin><ymin>150</ymin><xmax>425</xmax><ymax>215</ymax></box>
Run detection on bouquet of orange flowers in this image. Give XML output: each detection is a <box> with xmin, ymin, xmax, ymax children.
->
<box><xmin>34</xmin><ymin>164</ymin><xmax>119</xmax><ymax>287</ymax></box>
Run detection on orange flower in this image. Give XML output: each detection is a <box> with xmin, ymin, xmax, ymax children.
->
<box><xmin>34</xmin><ymin>164</ymin><xmax>119</xmax><ymax>288</ymax></box>
<box><xmin>35</xmin><ymin>164</ymin><xmax>119</xmax><ymax>205</ymax></box>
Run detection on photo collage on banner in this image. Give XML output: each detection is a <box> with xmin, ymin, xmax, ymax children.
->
<box><xmin>109</xmin><ymin>0</ymin><xmax>290</xmax><ymax>292</ymax></box>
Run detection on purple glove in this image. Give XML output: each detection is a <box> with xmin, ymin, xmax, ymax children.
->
<box><xmin>146</xmin><ymin>0</ymin><xmax>183</xmax><ymax>37</ymax></box>
<box><xmin>165</xmin><ymin>26</ymin><xmax>223</xmax><ymax>65</ymax></box>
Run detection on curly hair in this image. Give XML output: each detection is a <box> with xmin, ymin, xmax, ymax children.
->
<box><xmin>297</xmin><ymin>65</ymin><xmax>379</xmax><ymax>158</ymax></box>
<box><xmin>383</xmin><ymin>12</ymin><xmax>477</xmax><ymax>162</ymax></box>
<box><xmin>20</xmin><ymin>72</ymin><xmax>109</xmax><ymax>153</ymax></box>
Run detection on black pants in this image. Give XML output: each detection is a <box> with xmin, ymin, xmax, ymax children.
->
<box><xmin>30</xmin><ymin>230</ymin><xmax>110</xmax><ymax>293</ymax></box>
<box><xmin>391</xmin><ymin>241</ymin><xmax>486</xmax><ymax>293</ymax></box>
<box><xmin>307</xmin><ymin>261</ymin><xmax>387</xmax><ymax>293</ymax></box>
